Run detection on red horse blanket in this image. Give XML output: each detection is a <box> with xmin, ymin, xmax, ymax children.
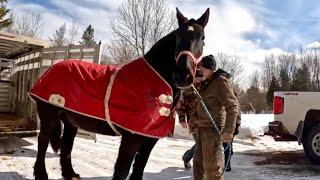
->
<box><xmin>29</xmin><ymin>58</ymin><xmax>175</xmax><ymax>138</ymax></box>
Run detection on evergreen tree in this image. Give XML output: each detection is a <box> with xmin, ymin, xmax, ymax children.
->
<box><xmin>0</xmin><ymin>0</ymin><xmax>12</xmax><ymax>29</ymax></box>
<box><xmin>279</xmin><ymin>68</ymin><xmax>290</xmax><ymax>90</ymax></box>
<box><xmin>240</xmin><ymin>72</ymin><xmax>268</xmax><ymax>113</ymax></box>
<box><xmin>79</xmin><ymin>24</ymin><xmax>96</xmax><ymax>45</ymax></box>
<box><xmin>291</xmin><ymin>63</ymin><xmax>311</xmax><ymax>91</ymax></box>
<box><xmin>49</xmin><ymin>23</ymin><xmax>67</xmax><ymax>47</ymax></box>
<box><xmin>266</xmin><ymin>76</ymin><xmax>280</xmax><ymax>109</ymax></box>
<box><xmin>244</xmin><ymin>86</ymin><xmax>267</xmax><ymax>113</ymax></box>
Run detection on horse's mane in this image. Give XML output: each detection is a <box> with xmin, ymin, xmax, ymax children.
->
<box><xmin>144</xmin><ymin>30</ymin><xmax>180</xmax><ymax>105</ymax></box>
<box><xmin>144</xmin><ymin>30</ymin><xmax>177</xmax><ymax>81</ymax></box>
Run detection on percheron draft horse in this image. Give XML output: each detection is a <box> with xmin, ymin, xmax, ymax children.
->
<box><xmin>30</xmin><ymin>8</ymin><xmax>209</xmax><ymax>180</ymax></box>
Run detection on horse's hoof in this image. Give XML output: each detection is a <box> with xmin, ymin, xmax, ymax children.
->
<box><xmin>72</xmin><ymin>177</ymin><xmax>81</xmax><ymax>180</ymax></box>
<box><xmin>73</xmin><ymin>174</ymin><xmax>81</xmax><ymax>180</ymax></box>
<box><xmin>34</xmin><ymin>174</ymin><xmax>48</xmax><ymax>180</ymax></box>
<box><xmin>64</xmin><ymin>174</ymin><xmax>81</xmax><ymax>180</ymax></box>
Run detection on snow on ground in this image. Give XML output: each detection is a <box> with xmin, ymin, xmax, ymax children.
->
<box><xmin>173</xmin><ymin>114</ymin><xmax>274</xmax><ymax>140</ymax></box>
<box><xmin>1</xmin><ymin>114</ymin><xmax>320</xmax><ymax>180</ymax></box>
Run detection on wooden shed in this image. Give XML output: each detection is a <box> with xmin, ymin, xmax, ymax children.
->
<box><xmin>0</xmin><ymin>31</ymin><xmax>101</xmax><ymax>137</ymax></box>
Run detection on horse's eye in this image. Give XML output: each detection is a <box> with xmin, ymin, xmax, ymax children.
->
<box><xmin>201</xmin><ymin>36</ymin><xmax>205</xmax><ymax>41</ymax></box>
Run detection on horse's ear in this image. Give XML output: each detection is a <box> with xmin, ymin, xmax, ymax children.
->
<box><xmin>196</xmin><ymin>8</ymin><xmax>210</xmax><ymax>27</ymax></box>
<box><xmin>176</xmin><ymin>7</ymin><xmax>188</xmax><ymax>27</ymax></box>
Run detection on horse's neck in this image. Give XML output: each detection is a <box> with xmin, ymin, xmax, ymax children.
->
<box><xmin>144</xmin><ymin>30</ymin><xmax>180</xmax><ymax>106</ymax></box>
<box><xmin>144</xmin><ymin>31</ymin><xmax>176</xmax><ymax>86</ymax></box>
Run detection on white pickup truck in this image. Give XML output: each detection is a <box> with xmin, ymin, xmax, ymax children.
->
<box><xmin>268</xmin><ymin>91</ymin><xmax>320</xmax><ymax>164</ymax></box>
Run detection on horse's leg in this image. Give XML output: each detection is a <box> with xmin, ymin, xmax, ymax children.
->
<box><xmin>34</xmin><ymin>124</ymin><xmax>50</xmax><ymax>180</ymax></box>
<box><xmin>60</xmin><ymin>120</ymin><xmax>79</xmax><ymax>180</ymax></box>
<box><xmin>112</xmin><ymin>133</ymin><xmax>143</xmax><ymax>180</ymax></box>
<box><xmin>129</xmin><ymin>137</ymin><xmax>158</xmax><ymax>180</ymax></box>
<box><xmin>34</xmin><ymin>101</ymin><xmax>60</xmax><ymax>180</ymax></box>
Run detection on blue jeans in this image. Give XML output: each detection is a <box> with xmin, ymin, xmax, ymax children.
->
<box><xmin>223</xmin><ymin>142</ymin><xmax>233</xmax><ymax>168</ymax></box>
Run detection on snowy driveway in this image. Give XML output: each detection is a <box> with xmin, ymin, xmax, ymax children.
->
<box><xmin>1</xmin><ymin>135</ymin><xmax>320</xmax><ymax>180</ymax></box>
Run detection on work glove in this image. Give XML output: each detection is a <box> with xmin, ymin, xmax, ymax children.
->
<box><xmin>220</xmin><ymin>133</ymin><xmax>233</xmax><ymax>143</ymax></box>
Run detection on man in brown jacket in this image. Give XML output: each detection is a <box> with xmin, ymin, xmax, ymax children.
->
<box><xmin>191</xmin><ymin>55</ymin><xmax>239</xmax><ymax>180</ymax></box>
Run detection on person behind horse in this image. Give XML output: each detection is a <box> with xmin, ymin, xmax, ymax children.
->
<box><xmin>176</xmin><ymin>70</ymin><xmax>202</xmax><ymax>169</ymax></box>
<box><xmin>222</xmin><ymin>92</ymin><xmax>241</xmax><ymax>171</ymax></box>
<box><xmin>190</xmin><ymin>55</ymin><xmax>239</xmax><ymax>180</ymax></box>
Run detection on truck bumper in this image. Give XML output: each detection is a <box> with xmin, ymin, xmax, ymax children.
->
<box><xmin>267</xmin><ymin>121</ymin><xmax>297</xmax><ymax>141</ymax></box>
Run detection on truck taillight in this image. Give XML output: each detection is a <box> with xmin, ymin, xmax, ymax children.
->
<box><xmin>274</xmin><ymin>96</ymin><xmax>284</xmax><ymax>114</ymax></box>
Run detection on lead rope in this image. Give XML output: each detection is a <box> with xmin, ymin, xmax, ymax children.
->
<box><xmin>191</xmin><ymin>85</ymin><xmax>231</xmax><ymax>177</ymax></box>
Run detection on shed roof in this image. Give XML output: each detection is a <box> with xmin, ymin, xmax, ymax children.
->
<box><xmin>0</xmin><ymin>31</ymin><xmax>49</xmax><ymax>59</ymax></box>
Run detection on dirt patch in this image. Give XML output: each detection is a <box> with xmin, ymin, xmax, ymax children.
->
<box><xmin>258</xmin><ymin>165</ymin><xmax>320</xmax><ymax>177</ymax></box>
<box><xmin>244</xmin><ymin>150</ymin><xmax>310</xmax><ymax>165</ymax></box>
<box><xmin>0</xmin><ymin>114</ymin><xmax>36</xmax><ymax>132</ymax></box>
<box><xmin>241</xmin><ymin>150</ymin><xmax>320</xmax><ymax>177</ymax></box>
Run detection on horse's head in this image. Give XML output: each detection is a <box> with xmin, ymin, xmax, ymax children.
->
<box><xmin>173</xmin><ymin>8</ymin><xmax>209</xmax><ymax>89</ymax></box>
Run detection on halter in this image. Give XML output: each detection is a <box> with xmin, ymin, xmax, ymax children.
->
<box><xmin>175</xmin><ymin>51</ymin><xmax>202</xmax><ymax>77</ymax></box>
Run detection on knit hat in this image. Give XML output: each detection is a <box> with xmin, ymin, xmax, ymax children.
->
<box><xmin>199</xmin><ymin>55</ymin><xmax>216</xmax><ymax>71</ymax></box>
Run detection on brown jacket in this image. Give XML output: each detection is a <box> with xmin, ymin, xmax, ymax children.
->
<box><xmin>191</xmin><ymin>69</ymin><xmax>239</xmax><ymax>134</ymax></box>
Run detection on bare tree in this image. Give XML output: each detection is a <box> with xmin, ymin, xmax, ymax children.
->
<box><xmin>274</xmin><ymin>53</ymin><xmax>296</xmax><ymax>90</ymax></box>
<box><xmin>299</xmin><ymin>48</ymin><xmax>320</xmax><ymax>91</ymax></box>
<box><xmin>102</xmin><ymin>40</ymin><xmax>135</xmax><ymax>65</ymax></box>
<box><xmin>215</xmin><ymin>53</ymin><xmax>244</xmax><ymax>86</ymax></box>
<box><xmin>68</xmin><ymin>18</ymin><xmax>79</xmax><ymax>45</ymax></box>
<box><xmin>149</xmin><ymin>0</ymin><xmax>176</xmax><ymax>45</ymax></box>
<box><xmin>250</xmin><ymin>70</ymin><xmax>261</xmax><ymax>89</ymax></box>
<box><xmin>6</xmin><ymin>11</ymin><xmax>43</xmax><ymax>37</ymax></box>
<box><xmin>49</xmin><ymin>23</ymin><xmax>67</xmax><ymax>47</ymax></box>
<box><xmin>262</xmin><ymin>54</ymin><xmax>278</xmax><ymax>90</ymax></box>
<box><xmin>278</xmin><ymin>54</ymin><xmax>296</xmax><ymax>79</ymax></box>
<box><xmin>109</xmin><ymin>0</ymin><xmax>176</xmax><ymax>58</ymax></box>
<box><xmin>311</xmin><ymin>52</ymin><xmax>320</xmax><ymax>91</ymax></box>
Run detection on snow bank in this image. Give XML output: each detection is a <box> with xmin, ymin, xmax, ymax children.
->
<box><xmin>173</xmin><ymin>114</ymin><xmax>274</xmax><ymax>140</ymax></box>
<box><xmin>237</xmin><ymin>114</ymin><xmax>274</xmax><ymax>139</ymax></box>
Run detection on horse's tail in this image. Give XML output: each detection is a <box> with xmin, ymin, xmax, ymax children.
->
<box><xmin>50</xmin><ymin>120</ymin><xmax>62</xmax><ymax>153</ymax></box>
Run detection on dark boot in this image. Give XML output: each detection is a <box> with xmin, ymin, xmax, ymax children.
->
<box><xmin>226</xmin><ymin>163</ymin><xmax>231</xmax><ymax>172</ymax></box>
<box><xmin>182</xmin><ymin>144</ymin><xmax>195</xmax><ymax>170</ymax></box>
<box><xmin>183</xmin><ymin>160</ymin><xmax>192</xmax><ymax>170</ymax></box>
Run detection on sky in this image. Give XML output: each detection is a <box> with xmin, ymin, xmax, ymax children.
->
<box><xmin>7</xmin><ymin>0</ymin><xmax>320</xmax><ymax>78</ymax></box>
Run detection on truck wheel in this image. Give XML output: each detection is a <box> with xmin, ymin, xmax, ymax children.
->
<box><xmin>303</xmin><ymin>125</ymin><xmax>320</xmax><ymax>164</ymax></box>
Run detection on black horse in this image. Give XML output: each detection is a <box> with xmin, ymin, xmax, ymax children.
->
<box><xmin>32</xmin><ymin>8</ymin><xmax>209</xmax><ymax>180</ymax></box>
